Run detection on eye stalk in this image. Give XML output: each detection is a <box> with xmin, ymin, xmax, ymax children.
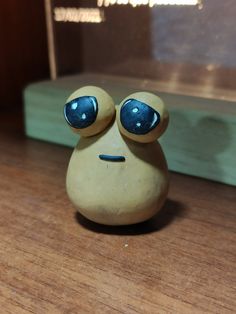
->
<box><xmin>64</xmin><ymin>86</ymin><xmax>115</xmax><ymax>137</ymax></box>
<box><xmin>117</xmin><ymin>92</ymin><xmax>169</xmax><ymax>143</ymax></box>
<box><xmin>64</xmin><ymin>96</ymin><xmax>98</xmax><ymax>129</ymax></box>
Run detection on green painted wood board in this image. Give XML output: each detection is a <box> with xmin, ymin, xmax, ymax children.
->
<box><xmin>24</xmin><ymin>73</ymin><xmax>236</xmax><ymax>186</ymax></box>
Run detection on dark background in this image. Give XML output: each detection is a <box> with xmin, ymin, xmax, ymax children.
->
<box><xmin>0</xmin><ymin>1</ymin><xmax>49</xmax><ymax>115</ymax></box>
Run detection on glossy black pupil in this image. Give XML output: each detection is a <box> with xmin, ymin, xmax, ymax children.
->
<box><xmin>120</xmin><ymin>99</ymin><xmax>160</xmax><ymax>135</ymax></box>
<box><xmin>64</xmin><ymin>96</ymin><xmax>98</xmax><ymax>129</ymax></box>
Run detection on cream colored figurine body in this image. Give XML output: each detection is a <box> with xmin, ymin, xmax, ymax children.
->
<box><xmin>64</xmin><ymin>86</ymin><xmax>169</xmax><ymax>225</ymax></box>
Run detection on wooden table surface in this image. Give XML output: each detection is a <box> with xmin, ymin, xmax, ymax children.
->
<box><xmin>0</xmin><ymin>123</ymin><xmax>235</xmax><ymax>314</ymax></box>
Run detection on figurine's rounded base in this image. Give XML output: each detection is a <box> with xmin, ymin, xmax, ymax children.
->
<box><xmin>73</xmin><ymin>194</ymin><xmax>167</xmax><ymax>226</ymax></box>
<box><xmin>66</xmin><ymin>121</ymin><xmax>169</xmax><ymax>226</ymax></box>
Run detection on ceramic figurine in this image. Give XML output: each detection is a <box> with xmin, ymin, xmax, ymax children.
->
<box><xmin>64</xmin><ymin>86</ymin><xmax>169</xmax><ymax>225</ymax></box>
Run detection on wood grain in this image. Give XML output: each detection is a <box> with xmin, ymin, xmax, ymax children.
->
<box><xmin>0</xmin><ymin>124</ymin><xmax>235</xmax><ymax>313</ymax></box>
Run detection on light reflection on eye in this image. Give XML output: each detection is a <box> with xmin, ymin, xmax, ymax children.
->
<box><xmin>120</xmin><ymin>98</ymin><xmax>160</xmax><ymax>135</ymax></box>
<box><xmin>64</xmin><ymin>96</ymin><xmax>98</xmax><ymax>129</ymax></box>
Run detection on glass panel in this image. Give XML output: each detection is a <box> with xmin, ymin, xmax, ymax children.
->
<box><xmin>50</xmin><ymin>0</ymin><xmax>236</xmax><ymax>98</ymax></box>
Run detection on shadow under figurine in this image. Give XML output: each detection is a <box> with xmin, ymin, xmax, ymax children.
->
<box><xmin>64</xmin><ymin>86</ymin><xmax>169</xmax><ymax>225</ymax></box>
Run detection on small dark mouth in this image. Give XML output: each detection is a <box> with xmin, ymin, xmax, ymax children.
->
<box><xmin>99</xmin><ymin>154</ymin><xmax>126</xmax><ymax>162</ymax></box>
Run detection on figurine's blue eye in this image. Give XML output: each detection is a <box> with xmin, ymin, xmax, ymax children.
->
<box><xmin>120</xmin><ymin>99</ymin><xmax>160</xmax><ymax>135</ymax></box>
<box><xmin>64</xmin><ymin>96</ymin><xmax>98</xmax><ymax>129</ymax></box>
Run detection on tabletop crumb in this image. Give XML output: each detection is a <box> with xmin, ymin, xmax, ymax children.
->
<box><xmin>124</xmin><ymin>243</ymin><xmax>128</xmax><ymax>248</ymax></box>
